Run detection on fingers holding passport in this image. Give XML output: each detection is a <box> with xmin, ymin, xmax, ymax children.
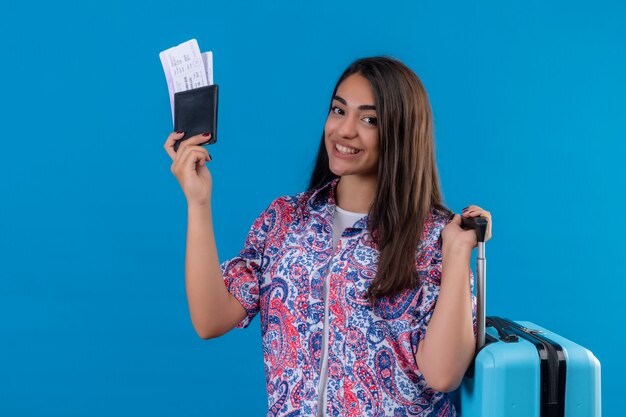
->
<box><xmin>167</xmin><ymin>131</ymin><xmax>212</xmax><ymax>177</ymax></box>
<box><xmin>166</xmin><ymin>131</ymin><xmax>214</xmax><ymax>204</ymax></box>
<box><xmin>164</xmin><ymin>131</ymin><xmax>212</xmax><ymax>161</ymax></box>
<box><xmin>163</xmin><ymin>131</ymin><xmax>185</xmax><ymax>160</ymax></box>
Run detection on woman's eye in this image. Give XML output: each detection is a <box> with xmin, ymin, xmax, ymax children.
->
<box><xmin>331</xmin><ymin>106</ymin><xmax>344</xmax><ymax>115</ymax></box>
<box><xmin>363</xmin><ymin>116</ymin><xmax>378</xmax><ymax>126</ymax></box>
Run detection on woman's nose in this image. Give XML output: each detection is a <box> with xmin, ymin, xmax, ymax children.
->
<box><xmin>337</xmin><ymin>114</ymin><xmax>358</xmax><ymax>138</ymax></box>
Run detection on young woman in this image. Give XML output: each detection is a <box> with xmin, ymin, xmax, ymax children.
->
<box><xmin>163</xmin><ymin>56</ymin><xmax>493</xmax><ymax>417</ymax></box>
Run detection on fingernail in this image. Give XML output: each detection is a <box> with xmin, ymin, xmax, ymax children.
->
<box><xmin>202</xmin><ymin>132</ymin><xmax>211</xmax><ymax>137</ymax></box>
<box><xmin>176</xmin><ymin>131</ymin><xmax>184</xmax><ymax>134</ymax></box>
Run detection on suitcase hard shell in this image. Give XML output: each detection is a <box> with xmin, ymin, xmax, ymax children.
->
<box><xmin>451</xmin><ymin>319</ymin><xmax>601</xmax><ymax>417</ymax></box>
<box><xmin>453</xmin><ymin>217</ymin><xmax>601</xmax><ymax>417</ymax></box>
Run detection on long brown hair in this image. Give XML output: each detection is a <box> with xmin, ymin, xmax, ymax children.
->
<box><xmin>308</xmin><ymin>56</ymin><xmax>452</xmax><ymax>303</ymax></box>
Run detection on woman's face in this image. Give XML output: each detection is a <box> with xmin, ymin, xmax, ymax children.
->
<box><xmin>324</xmin><ymin>73</ymin><xmax>380</xmax><ymax>179</ymax></box>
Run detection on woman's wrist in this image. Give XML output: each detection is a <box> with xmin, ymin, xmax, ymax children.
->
<box><xmin>442</xmin><ymin>241</ymin><xmax>472</xmax><ymax>270</ymax></box>
<box><xmin>442</xmin><ymin>239</ymin><xmax>472</xmax><ymax>257</ymax></box>
<box><xmin>441</xmin><ymin>242</ymin><xmax>472</xmax><ymax>285</ymax></box>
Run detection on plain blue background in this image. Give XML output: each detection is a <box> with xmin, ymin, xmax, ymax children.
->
<box><xmin>1</xmin><ymin>0</ymin><xmax>624</xmax><ymax>416</ymax></box>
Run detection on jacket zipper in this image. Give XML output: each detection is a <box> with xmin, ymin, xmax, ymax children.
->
<box><xmin>316</xmin><ymin>240</ymin><xmax>341</xmax><ymax>417</ymax></box>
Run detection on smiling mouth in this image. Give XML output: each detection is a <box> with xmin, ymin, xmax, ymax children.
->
<box><xmin>335</xmin><ymin>143</ymin><xmax>361</xmax><ymax>155</ymax></box>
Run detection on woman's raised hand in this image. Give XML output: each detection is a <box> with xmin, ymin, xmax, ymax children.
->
<box><xmin>442</xmin><ymin>205</ymin><xmax>492</xmax><ymax>252</ymax></box>
<box><xmin>164</xmin><ymin>131</ymin><xmax>213</xmax><ymax>207</ymax></box>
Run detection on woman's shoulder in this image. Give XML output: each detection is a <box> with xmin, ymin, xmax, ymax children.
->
<box><xmin>265</xmin><ymin>188</ymin><xmax>312</xmax><ymax>211</ymax></box>
<box><xmin>415</xmin><ymin>205</ymin><xmax>454</xmax><ymax>270</ymax></box>
<box><xmin>424</xmin><ymin>205</ymin><xmax>455</xmax><ymax>239</ymax></box>
<box><xmin>258</xmin><ymin>189</ymin><xmax>314</xmax><ymax>226</ymax></box>
<box><xmin>266</xmin><ymin>181</ymin><xmax>334</xmax><ymax>215</ymax></box>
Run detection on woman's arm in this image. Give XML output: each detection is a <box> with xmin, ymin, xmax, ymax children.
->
<box><xmin>414</xmin><ymin>241</ymin><xmax>475</xmax><ymax>392</ymax></box>
<box><xmin>415</xmin><ymin>207</ymin><xmax>492</xmax><ymax>392</ymax></box>
<box><xmin>186</xmin><ymin>203</ymin><xmax>247</xmax><ymax>339</ymax></box>
<box><xmin>163</xmin><ymin>131</ymin><xmax>247</xmax><ymax>339</ymax></box>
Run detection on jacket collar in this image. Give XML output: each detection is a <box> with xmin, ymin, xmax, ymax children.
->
<box><xmin>307</xmin><ymin>177</ymin><xmax>370</xmax><ymax>229</ymax></box>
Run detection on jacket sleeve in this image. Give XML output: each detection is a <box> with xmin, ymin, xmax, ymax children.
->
<box><xmin>411</xmin><ymin>235</ymin><xmax>443</xmax><ymax>354</ymax></box>
<box><xmin>410</xmin><ymin>219</ymin><xmax>478</xmax><ymax>355</ymax></box>
<box><xmin>220</xmin><ymin>201</ymin><xmax>275</xmax><ymax>329</ymax></box>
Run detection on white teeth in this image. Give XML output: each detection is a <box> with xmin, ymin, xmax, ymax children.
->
<box><xmin>336</xmin><ymin>144</ymin><xmax>360</xmax><ymax>154</ymax></box>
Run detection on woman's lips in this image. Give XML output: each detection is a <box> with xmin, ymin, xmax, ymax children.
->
<box><xmin>332</xmin><ymin>142</ymin><xmax>362</xmax><ymax>159</ymax></box>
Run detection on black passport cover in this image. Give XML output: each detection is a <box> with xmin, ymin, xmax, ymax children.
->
<box><xmin>173</xmin><ymin>84</ymin><xmax>218</xmax><ymax>152</ymax></box>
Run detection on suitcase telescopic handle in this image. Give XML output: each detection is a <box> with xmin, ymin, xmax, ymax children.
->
<box><xmin>460</xmin><ymin>216</ymin><xmax>488</xmax><ymax>350</ymax></box>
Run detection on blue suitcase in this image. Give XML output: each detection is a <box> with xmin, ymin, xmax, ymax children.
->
<box><xmin>451</xmin><ymin>217</ymin><xmax>601</xmax><ymax>417</ymax></box>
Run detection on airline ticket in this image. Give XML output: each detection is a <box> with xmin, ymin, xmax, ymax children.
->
<box><xmin>159</xmin><ymin>39</ymin><xmax>214</xmax><ymax>122</ymax></box>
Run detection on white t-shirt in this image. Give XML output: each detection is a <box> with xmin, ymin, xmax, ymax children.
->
<box><xmin>331</xmin><ymin>205</ymin><xmax>368</xmax><ymax>250</ymax></box>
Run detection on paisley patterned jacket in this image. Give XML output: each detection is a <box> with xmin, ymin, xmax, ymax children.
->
<box><xmin>220</xmin><ymin>177</ymin><xmax>477</xmax><ymax>417</ymax></box>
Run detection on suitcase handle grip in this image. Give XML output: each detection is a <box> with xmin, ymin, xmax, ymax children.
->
<box><xmin>460</xmin><ymin>215</ymin><xmax>488</xmax><ymax>242</ymax></box>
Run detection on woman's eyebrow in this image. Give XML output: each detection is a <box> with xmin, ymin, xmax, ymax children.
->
<box><xmin>333</xmin><ymin>95</ymin><xmax>376</xmax><ymax>111</ymax></box>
